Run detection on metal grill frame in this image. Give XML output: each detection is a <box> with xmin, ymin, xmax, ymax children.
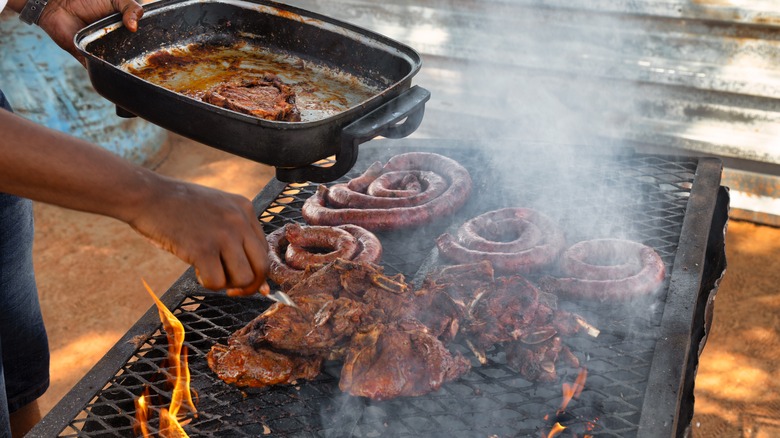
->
<box><xmin>30</xmin><ymin>139</ymin><xmax>726</xmax><ymax>438</ymax></box>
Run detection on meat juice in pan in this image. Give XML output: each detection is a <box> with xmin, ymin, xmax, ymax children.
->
<box><xmin>121</xmin><ymin>41</ymin><xmax>383</xmax><ymax>121</ymax></box>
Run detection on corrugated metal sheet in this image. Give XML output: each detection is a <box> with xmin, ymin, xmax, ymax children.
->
<box><xmin>284</xmin><ymin>0</ymin><xmax>780</xmax><ymax>224</ymax></box>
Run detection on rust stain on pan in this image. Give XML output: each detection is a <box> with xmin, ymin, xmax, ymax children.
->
<box><xmin>269</xmin><ymin>7</ymin><xmax>324</xmax><ymax>27</ymax></box>
<box><xmin>275</xmin><ymin>9</ymin><xmax>305</xmax><ymax>23</ymax></box>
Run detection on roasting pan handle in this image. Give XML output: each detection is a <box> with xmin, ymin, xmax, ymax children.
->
<box><xmin>275</xmin><ymin>85</ymin><xmax>430</xmax><ymax>183</ymax></box>
<box><xmin>350</xmin><ymin>85</ymin><xmax>430</xmax><ymax>141</ymax></box>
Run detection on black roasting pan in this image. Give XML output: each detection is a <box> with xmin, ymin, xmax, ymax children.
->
<box><xmin>74</xmin><ymin>0</ymin><xmax>428</xmax><ymax>182</ymax></box>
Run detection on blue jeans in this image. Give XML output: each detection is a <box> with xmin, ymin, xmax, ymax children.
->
<box><xmin>0</xmin><ymin>91</ymin><xmax>51</xmax><ymax>437</ymax></box>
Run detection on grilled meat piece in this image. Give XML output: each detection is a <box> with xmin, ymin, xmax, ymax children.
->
<box><xmin>202</xmin><ymin>75</ymin><xmax>301</xmax><ymax>121</ymax></box>
<box><xmin>466</xmin><ymin>275</ymin><xmax>543</xmax><ymax>349</ymax></box>
<box><xmin>463</xmin><ymin>274</ymin><xmax>587</xmax><ymax>348</ymax></box>
<box><xmin>411</xmin><ymin>286</ymin><xmax>466</xmax><ymax>342</ymax></box>
<box><xmin>207</xmin><ymin>342</ymin><xmax>322</xmax><ymax>388</ymax></box>
<box><xmin>317</xmin><ymin>258</ymin><xmax>414</xmax><ymax>322</ymax></box>
<box><xmin>339</xmin><ymin>319</ymin><xmax>471</xmax><ymax>400</ymax></box>
<box><xmin>505</xmin><ymin>336</ymin><xmax>580</xmax><ymax>383</ymax></box>
<box><xmin>282</xmin><ymin>258</ymin><xmax>346</xmax><ymax>297</ymax></box>
<box><xmin>412</xmin><ymin>261</ymin><xmax>495</xmax><ymax>340</ymax></box>
<box><xmin>421</xmin><ymin>264</ymin><xmax>591</xmax><ymax>379</ymax></box>
<box><xmin>233</xmin><ymin>293</ymin><xmax>368</xmax><ymax>357</ymax></box>
<box><xmin>209</xmin><ymin>258</ymin><xmax>596</xmax><ymax>396</ymax></box>
<box><xmin>420</xmin><ymin>260</ymin><xmax>495</xmax><ymax>302</ymax></box>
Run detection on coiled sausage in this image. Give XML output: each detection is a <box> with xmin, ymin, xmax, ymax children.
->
<box><xmin>267</xmin><ymin>223</ymin><xmax>382</xmax><ymax>289</ymax></box>
<box><xmin>302</xmin><ymin>152</ymin><xmax>472</xmax><ymax>231</ymax></box>
<box><xmin>436</xmin><ymin>208</ymin><xmax>565</xmax><ymax>274</ymax></box>
<box><xmin>538</xmin><ymin>238</ymin><xmax>666</xmax><ymax>301</ymax></box>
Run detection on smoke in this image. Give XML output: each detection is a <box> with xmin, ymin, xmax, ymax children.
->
<box><xmin>366</xmin><ymin>1</ymin><xmax>663</xmax><ymax>249</ymax></box>
<box><xmin>295</xmin><ymin>1</ymin><xmax>686</xmax><ymax>435</ymax></box>
<box><xmin>376</xmin><ymin>1</ymin><xmax>667</xmax><ymax>253</ymax></box>
<box><xmin>372</xmin><ymin>0</ymin><xmax>679</xmax><ymax>372</ymax></box>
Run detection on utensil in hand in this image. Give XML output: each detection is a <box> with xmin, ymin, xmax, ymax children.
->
<box><xmin>263</xmin><ymin>289</ymin><xmax>299</xmax><ymax>309</ymax></box>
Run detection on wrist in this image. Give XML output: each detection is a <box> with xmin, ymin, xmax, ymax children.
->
<box><xmin>6</xmin><ymin>0</ymin><xmax>25</xmax><ymax>12</ymax></box>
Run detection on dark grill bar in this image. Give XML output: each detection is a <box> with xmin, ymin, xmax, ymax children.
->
<box><xmin>30</xmin><ymin>140</ymin><xmax>728</xmax><ymax>438</ymax></box>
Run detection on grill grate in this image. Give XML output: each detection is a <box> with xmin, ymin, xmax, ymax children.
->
<box><xmin>38</xmin><ymin>141</ymin><xmax>723</xmax><ymax>438</ymax></box>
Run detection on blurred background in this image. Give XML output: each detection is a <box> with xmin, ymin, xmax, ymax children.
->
<box><xmin>2</xmin><ymin>0</ymin><xmax>779</xmax><ymax>436</ymax></box>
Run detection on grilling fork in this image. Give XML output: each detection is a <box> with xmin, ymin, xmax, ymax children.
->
<box><xmin>262</xmin><ymin>289</ymin><xmax>299</xmax><ymax>309</ymax></box>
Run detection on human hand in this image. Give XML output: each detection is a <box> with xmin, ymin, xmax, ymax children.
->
<box><xmin>37</xmin><ymin>0</ymin><xmax>143</xmax><ymax>63</ymax></box>
<box><xmin>126</xmin><ymin>176</ymin><xmax>270</xmax><ymax>296</ymax></box>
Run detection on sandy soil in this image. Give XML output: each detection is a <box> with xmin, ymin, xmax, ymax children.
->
<box><xmin>690</xmin><ymin>220</ymin><xmax>780</xmax><ymax>437</ymax></box>
<box><xmin>30</xmin><ymin>134</ymin><xmax>780</xmax><ymax>436</ymax></box>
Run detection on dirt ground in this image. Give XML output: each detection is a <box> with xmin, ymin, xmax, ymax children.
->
<box><xmin>31</xmin><ymin>133</ymin><xmax>780</xmax><ymax>437</ymax></box>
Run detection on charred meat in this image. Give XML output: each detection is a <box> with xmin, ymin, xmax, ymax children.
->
<box><xmin>340</xmin><ymin>319</ymin><xmax>471</xmax><ymax>400</ymax></box>
<box><xmin>206</xmin><ymin>340</ymin><xmax>322</xmax><ymax>388</ymax></box>
<box><xmin>232</xmin><ymin>293</ymin><xmax>368</xmax><ymax>357</ymax></box>
<box><xmin>208</xmin><ymin>259</ymin><xmax>471</xmax><ymax>399</ymax></box>
<box><xmin>208</xmin><ymin>258</ymin><xmax>596</xmax><ymax>398</ymax></box>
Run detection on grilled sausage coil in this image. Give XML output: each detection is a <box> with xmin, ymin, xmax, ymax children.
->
<box><xmin>301</xmin><ymin>152</ymin><xmax>473</xmax><ymax>231</ymax></box>
<box><xmin>267</xmin><ymin>223</ymin><xmax>382</xmax><ymax>289</ymax></box>
<box><xmin>538</xmin><ymin>238</ymin><xmax>666</xmax><ymax>301</ymax></box>
<box><xmin>435</xmin><ymin>208</ymin><xmax>565</xmax><ymax>274</ymax></box>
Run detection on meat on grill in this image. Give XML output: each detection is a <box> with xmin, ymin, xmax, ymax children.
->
<box><xmin>465</xmin><ymin>275</ymin><xmax>546</xmax><ymax>349</ymax></box>
<box><xmin>208</xmin><ymin>257</ymin><xmax>597</xmax><ymax>398</ymax></box>
<box><xmin>266</xmin><ymin>223</ymin><xmax>383</xmax><ymax>290</ymax></box>
<box><xmin>207</xmin><ymin>259</ymin><xmax>472</xmax><ymax>399</ymax></box>
<box><xmin>202</xmin><ymin>74</ymin><xmax>301</xmax><ymax>121</ymax></box>
<box><xmin>232</xmin><ymin>293</ymin><xmax>369</xmax><ymax>357</ymax></box>
<box><xmin>340</xmin><ymin>319</ymin><xmax>471</xmax><ymax>400</ymax></box>
<box><xmin>413</xmin><ymin>261</ymin><xmax>594</xmax><ymax>381</ymax></box>
<box><xmin>410</xmin><ymin>261</ymin><xmax>495</xmax><ymax>342</ymax></box>
<box><xmin>206</xmin><ymin>341</ymin><xmax>322</xmax><ymax>388</ymax></box>
<box><xmin>505</xmin><ymin>335</ymin><xmax>580</xmax><ymax>383</ymax></box>
<box><xmin>302</xmin><ymin>152</ymin><xmax>473</xmax><ymax>231</ymax></box>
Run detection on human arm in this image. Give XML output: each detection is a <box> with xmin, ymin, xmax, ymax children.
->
<box><xmin>0</xmin><ymin>109</ymin><xmax>270</xmax><ymax>295</ymax></box>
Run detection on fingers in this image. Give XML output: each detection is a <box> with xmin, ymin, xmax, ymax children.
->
<box><xmin>218</xmin><ymin>240</ymin><xmax>256</xmax><ymax>290</ymax></box>
<box><xmin>196</xmin><ymin>209</ymin><xmax>270</xmax><ymax>296</ymax></box>
<box><xmin>113</xmin><ymin>0</ymin><xmax>144</xmax><ymax>32</ymax></box>
<box><xmin>193</xmin><ymin>252</ymin><xmax>227</xmax><ymax>291</ymax></box>
<box><xmin>237</xmin><ymin>232</ymin><xmax>271</xmax><ymax>293</ymax></box>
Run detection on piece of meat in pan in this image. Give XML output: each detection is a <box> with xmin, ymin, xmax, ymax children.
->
<box><xmin>202</xmin><ymin>74</ymin><xmax>301</xmax><ymax>121</ymax></box>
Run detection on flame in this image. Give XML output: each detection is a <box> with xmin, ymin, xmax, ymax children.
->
<box><xmin>546</xmin><ymin>422</ymin><xmax>567</xmax><ymax>438</ymax></box>
<box><xmin>134</xmin><ymin>390</ymin><xmax>151</xmax><ymax>438</ymax></box>
<box><xmin>559</xmin><ymin>368</ymin><xmax>588</xmax><ymax>413</ymax></box>
<box><xmin>542</xmin><ymin>368</ymin><xmax>591</xmax><ymax>438</ymax></box>
<box><xmin>134</xmin><ymin>280</ymin><xmax>197</xmax><ymax>437</ymax></box>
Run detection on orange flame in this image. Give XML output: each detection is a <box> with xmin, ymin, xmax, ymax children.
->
<box><xmin>134</xmin><ymin>390</ymin><xmax>151</xmax><ymax>438</ymax></box>
<box><xmin>559</xmin><ymin>368</ymin><xmax>587</xmax><ymax>413</ymax></box>
<box><xmin>134</xmin><ymin>280</ymin><xmax>197</xmax><ymax>437</ymax></box>
<box><xmin>546</xmin><ymin>422</ymin><xmax>567</xmax><ymax>438</ymax></box>
<box><xmin>542</xmin><ymin>368</ymin><xmax>591</xmax><ymax>438</ymax></box>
